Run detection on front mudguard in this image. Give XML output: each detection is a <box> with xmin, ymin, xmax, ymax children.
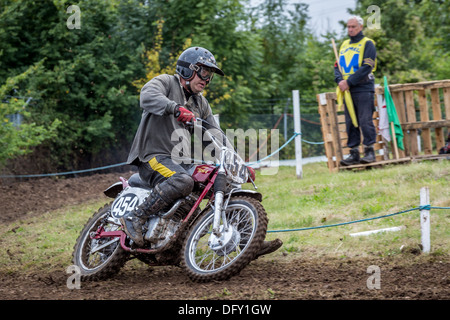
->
<box><xmin>227</xmin><ymin>189</ymin><xmax>262</xmax><ymax>202</ymax></box>
<box><xmin>184</xmin><ymin>189</ymin><xmax>262</xmax><ymax>231</ymax></box>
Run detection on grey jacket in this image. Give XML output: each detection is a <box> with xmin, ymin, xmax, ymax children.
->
<box><xmin>127</xmin><ymin>74</ymin><xmax>217</xmax><ymax>165</ymax></box>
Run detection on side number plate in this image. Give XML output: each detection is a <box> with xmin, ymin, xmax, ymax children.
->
<box><xmin>111</xmin><ymin>194</ymin><xmax>139</xmax><ymax>218</ymax></box>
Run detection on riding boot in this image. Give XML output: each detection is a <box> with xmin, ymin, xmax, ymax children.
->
<box><xmin>340</xmin><ymin>147</ymin><xmax>360</xmax><ymax>166</ymax></box>
<box><xmin>120</xmin><ymin>189</ymin><xmax>168</xmax><ymax>247</ymax></box>
<box><xmin>254</xmin><ymin>239</ymin><xmax>283</xmax><ymax>259</ymax></box>
<box><xmin>360</xmin><ymin>145</ymin><xmax>375</xmax><ymax>164</ymax></box>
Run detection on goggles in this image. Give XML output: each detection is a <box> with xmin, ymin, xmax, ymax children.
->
<box><xmin>191</xmin><ymin>65</ymin><xmax>214</xmax><ymax>82</ymax></box>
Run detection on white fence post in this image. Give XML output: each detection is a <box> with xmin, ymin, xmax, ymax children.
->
<box><xmin>420</xmin><ymin>187</ymin><xmax>430</xmax><ymax>253</ymax></box>
<box><xmin>292</xmin><ymin>90</ymin><xmax>302</xmax><ymax>179</ymax></box>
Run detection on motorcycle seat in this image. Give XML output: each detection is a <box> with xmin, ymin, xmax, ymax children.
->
<box><xmin>128</xmin><ymin>173</ymin><xmax>152</xmax><ymax>190</ymax></box>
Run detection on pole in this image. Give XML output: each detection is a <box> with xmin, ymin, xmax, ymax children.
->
<box><xmin>331</xmin><ymin>39</ymin><xmax>341</xmax><ymax>71</ymax></box>
<box><xmin>420</xmin><ymin>187</ymin><xmax>430</xmax><ymax>253</ymax></box>
<box><xmin>293</xmin><ymin>90</ymin><xmax>303</xmax><ymax>179</ymax></box>
<box><xmin>390</xmin><ymin>121</ymin><xmax>399</xmax><ymax>159</ymax></box>
<box><xmin>284</xmin><ymin>101</ymin><xmax>288</xmax><ymax>141</ymax></box>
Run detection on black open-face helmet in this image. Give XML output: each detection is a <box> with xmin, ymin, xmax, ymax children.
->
<box><xmin>176</xmin><ymin>47</ymin><xmax>224</xmax><ymax>82</ymax></box>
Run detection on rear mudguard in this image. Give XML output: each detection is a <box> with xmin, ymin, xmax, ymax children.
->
<box><xmin>103</xmin><ymin>177</ymin><xmax>129</xmax><ymax>198</ymax></box>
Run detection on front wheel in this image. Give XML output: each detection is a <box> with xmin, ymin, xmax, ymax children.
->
<box><xmin>72</xmin><ymin>203</ymin><xmax>129</xmax><ymax>281</ymax></box>
<box><xmin>182</xmin><ymin>196</ymin><xmax>268</xmax><ymax>282</ymax></box>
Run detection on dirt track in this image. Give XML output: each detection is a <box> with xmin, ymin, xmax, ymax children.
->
<box><xmin>1</xmin><ymin>172</ymin><xmax>449</xmax><ymax>301</ymax></box>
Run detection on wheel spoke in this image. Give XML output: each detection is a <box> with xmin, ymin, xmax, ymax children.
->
<box><xmin>80</xmin><ymin>214</ymin><xmax>121</xmax><ymax>270</ymax></box>
<box><xmin>188</xmin><ymin>202</ymin><xmax>257</xmax><ymax>274</ymax></box>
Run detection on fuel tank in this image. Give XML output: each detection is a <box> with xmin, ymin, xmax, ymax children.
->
<box><xmin>191</xmin><ymin>164</ymin><xmax>215</xmax><ymax>183</ymax></box>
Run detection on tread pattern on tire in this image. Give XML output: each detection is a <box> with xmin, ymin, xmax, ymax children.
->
<box><xmin>181</xmin><ymin>196</ymin><xmax>268</xmax><ymax>283</ymax></box>
<box><xmin>72</xmin><ymin>203</ymin><xmax>129</xmax><ymax>281</ymax></box>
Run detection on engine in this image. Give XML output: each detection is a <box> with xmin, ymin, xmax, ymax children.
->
<box><xmin>144</xmin><ymin>216</ymin><xmax>180</xmax><ymax>249</ymax></box>
<box><xmin>143</xmin><ymin>195</ymin><xmax>196</xmax><ymax>249</ymax></box>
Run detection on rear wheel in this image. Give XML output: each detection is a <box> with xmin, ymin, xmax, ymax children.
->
<box><xmin>72</xmin><ymin>203</ymin><xmax>129</xmax><ymax>281</ymax></box>
<box><xmin>182</xmin><ymin>196</ymin><xmax>267</xmax><ymax>282</ymax></box>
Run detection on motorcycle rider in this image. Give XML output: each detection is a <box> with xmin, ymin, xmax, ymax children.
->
<box><xmin>121</xmin><ymin>46</ymin><xmax>282</xmax><ymax>257</ymax></box>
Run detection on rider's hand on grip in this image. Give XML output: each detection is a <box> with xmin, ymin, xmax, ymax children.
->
<box><xmin>174</xmin><ymin>106</ymin><xmax>195</xmax><ymax>123</ymax></box>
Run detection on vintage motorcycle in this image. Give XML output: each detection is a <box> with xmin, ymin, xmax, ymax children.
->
<box><xmin>72</xmin><ymin>119</ymin><xmax>268</xmax><ymax>283</ymax></box>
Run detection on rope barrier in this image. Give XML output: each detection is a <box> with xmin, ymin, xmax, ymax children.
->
<box><xmin>301</xmin><ymin>139</ymin><xmax>324</xmax><ymax>145</ymax></box>
<box><xmin>0</xmin><ymin>162</ymin><xmax>128</xmax><ymax>178</ymax></box>
<box><xmin>247</xmin><ymin>113</ymin><xmax>323</xmax><ymax>162</ymax></box>
<box><xmin>266</xmin><ymin>205</ymin><xmax>449</xmax><ymax>233</ymax></box>
<box><xmin>247</xmin><ymin>132</ymin><xmax>301</xmax><ymax>166</ymax></box>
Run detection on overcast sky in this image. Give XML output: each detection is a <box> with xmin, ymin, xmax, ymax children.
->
<box><xmin>248</xmin><ymin>0</ymin><xmax>357</xmax><ymax>38</ymax></box>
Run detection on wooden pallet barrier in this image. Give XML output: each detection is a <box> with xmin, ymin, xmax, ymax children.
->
<box><xmin>317</xmin><ymin>80</ymin><xmax>450</xmax><ymax>172</ymax></box>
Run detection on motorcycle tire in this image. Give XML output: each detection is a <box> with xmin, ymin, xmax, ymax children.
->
<box><xmin>72</xmin><ymin>203</ymin><xmax>129</xmax><ymax>281</ymax></box>
<box><xmin>182</xmin><ymin>196</ymin><xmax>268</xmax><ymax>282</ymax></box>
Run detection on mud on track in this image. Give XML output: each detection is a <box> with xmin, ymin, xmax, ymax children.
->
<box><xmin>1</xmin><ymin>173</ymin><xmax>449</xmax><ymax>301</ymax></box>
<box><xmin>1</xmin><ymin>254</ymin><xmax>449</xmax><ymax>300</ymax></box>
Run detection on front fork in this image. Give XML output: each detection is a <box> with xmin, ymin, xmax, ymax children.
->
<box><xmin>212</xmin><ymin>175</ymin><xmax>229</xmax><ymax>237</ymax></box>
<box><xmin>212</xmin><ymin>148</ymin><xmax>229</xmax><ymax>237</ymax></box>
<box><xmin>212</xmin><ymin>190</ymin><xmax>228</xmax><ymax>236</ymax></box>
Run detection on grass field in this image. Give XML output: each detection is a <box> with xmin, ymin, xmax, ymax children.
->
<box><xmin>256</xmin><ymin>161</ymin><xmax>450</xmax><ymax>258</ymax></box>
<box><xmin>1</xmin><ymin>160</ymin><xmax>449</xmax><ymax>274</ymax></box>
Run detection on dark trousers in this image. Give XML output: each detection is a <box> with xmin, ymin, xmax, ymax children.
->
<box><xmin>138</xmin><ymin>155</ymin><xmax>195</xmax><ymax>204</ymax></box>
<box><xmin>345</xmin><ymin>91</ymin><xmax>377</xmax><ymax>148</ymax></box>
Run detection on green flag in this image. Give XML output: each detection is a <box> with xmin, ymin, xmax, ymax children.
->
<box><xmin>384</xmin><ymin>76</ymin><xmax>404</xmax><ymax>150</ymax></box>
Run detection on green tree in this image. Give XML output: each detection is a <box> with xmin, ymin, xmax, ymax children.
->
<box><xmin>145</xmin><ymin>0</ymin><xmax>266</xmax><ymax>119</ymax></box>
<box><xmin>349</xmin><ymin>0</ymin><xmax>449</xmax><ymax>83</ymax></box>
<box><xmin>255</xmin><ymin>0</ymin><xmax>310</xmax><ymax>106</ymax></box>
<box><xmin>4</xmin><ymin>0</ymin><xmax>402</xmax><ymax>169</ymax></box>
<box><xmin>0</xmin><ymin>0</ymin><xmax>150</xmax><ymax>169</ymax></box>
<box><xmin>0</xmin><ymin>61</ymin><xmax>60</xmax><ymax>167</ymax></box>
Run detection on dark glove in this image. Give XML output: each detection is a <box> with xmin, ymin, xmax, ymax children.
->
<box><xmin>174</xmin><ymin>106</ymin><xmax>195</xmax><ymax>123</ymax></box>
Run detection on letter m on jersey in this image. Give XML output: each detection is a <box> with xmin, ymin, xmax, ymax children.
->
<box><xmin>340</xmin><ymin>54</ymin><xmax>360</xmax><ymax>74</ymax></box>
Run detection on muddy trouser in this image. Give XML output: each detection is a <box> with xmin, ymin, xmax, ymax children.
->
<box><xmin>138</xmin><ymin>155</ymin><xmax>195</xmax><ymax>204</ymax></box>
<box><xmin>344</xmin><ymin>91</ymin><xmax>377</xmax><ymax>148</ymax></box>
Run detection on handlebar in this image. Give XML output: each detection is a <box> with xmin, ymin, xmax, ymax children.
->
<box><xmin>188</xmin><ymin>118</ymin><xmax>257</xmax><ymax>187</ymax></box>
